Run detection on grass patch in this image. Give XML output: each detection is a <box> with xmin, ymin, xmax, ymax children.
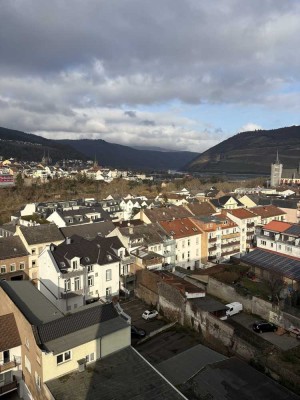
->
<box><xmin>240</xmin><ymin>278</ymin><xmax>271</xmax><ymax>300</ymax></box>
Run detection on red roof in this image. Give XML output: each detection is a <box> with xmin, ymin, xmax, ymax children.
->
<box><xmin>227</xmin><ymin>208</ymin><xmax>256</xmax><ymax>220</ymax></box>
<box><xmin>263</xmin><ymin>220</ymin><xmax>292</xmax><ymax>233</ymax></box>
<box><xmin>159</xmin><ymin>218</ymin><xmax>201</xmax><ymax>238</ymax></box>
<box><xmin>251</xmin><ymin>205</ymin><xmax>286</xmax><ymax>218</ymax></box>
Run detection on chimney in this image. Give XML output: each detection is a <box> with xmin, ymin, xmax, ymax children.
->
<box><xmin>66</xmin><ymin>237</ymin><xmax>72</xmax><ymax>245</ymax></box>
<box><xmin>128</xmin><ymin>225</ymin><xmax>133</xmax><ymax>234</ymax></box>
<box><xmin>77</xmin><ymin>359</ymin><xmax>86</xmax><ymax>372</ymax></box>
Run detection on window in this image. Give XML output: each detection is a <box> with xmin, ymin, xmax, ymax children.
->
<box><xmin>187</xmin><ymin>239</ymin><xmax>190</xmax><ymax>246</ymax></box>
<box><xmin>32</xmin><ymin>261</ymin><xmax>36</xmax><ymax>267</ymax></box>
<box><xmin>182</xmin><ymin>241</ymin><xmax>185</xmax><ymax>248</ymax></box>
<box><xmin>0</xmin><ymin>266</ymin><xmax>6</xmax><ymax>274</ymax></box>
<box><xmin>187</xmin><ymin>251</ymin><xmax>190</xmax><ymax>261</ymax></box>
<box><xmin>87</xmin><ymin>265</ymin><xmax>93</xmax><ymax>273</ymax></box>
<box><xmin>10</xmin><ymin>264</ymin><xmax>16</xmax><ymax>272</ymax></box>
<box><xmin>182</xmin><ymin>253</ymin><xmax>185</xmax><ymax>260</ymax></box>
<box><xmin>260</xmin><ymin>240</ymin><xmax>266</xmax><ymax>246</ymax></box>
<box><xmin>88</xmin><ymin>275</ymin><xmax>94</xmax><ymax>287</ymax></box>
<box><xmin>19</xmin><ymin>262</ymin><xmax>25</xmax><ymax>270</ymax></box>
<box><xmin>32</xmin><ymin>248</ymin><xmax>36</xmax><ymax>255</ymax></box>
<box><xmin>57</xmin><ymin>351</ymin><xmax>71</xmax><ymax>365</ymax></box>
<box><xmin>25</xmin><ymin>337</ymin><xmax>30</xmax><ymax>349</ymax></box>
<box><xmin>72</xmin><ymin>260</ymin><xmax>78</xmax><ymax>270</ymax></box>
<box><xmin>106</xmin><ymin>287</ymin><xmax>112</xmax><ymax>297</ymax></box>
<box><xmin>86</xmin><ymin>353</ymin><xmax>95</xmax><ymax>363</ymax></box>
<box><xmin>106</xmin><ymin>269</ymin><xmax>112</xmax><ymax>281</ymax></box>
<box><xmin>35</xmin><ymin>371</ymin><xmax>41</xmax><ymax>389</ymax></box>
<box><xmin>74</xmin><ymin>277</ymin><xmax>80</xmax><ymax>291</ymax></box>
<box><xmin>36</xmin><ymin>355</ymin><xmax>41</xmax><ymax>365</ymax></box>
<box><xmin>25</xmin><ymin>355</ymin><xmax>31</xmax><ymax>373</ymax></box>
<box><xmin>64</xmin><ymin>279</ymin><xmax>71</xmax><ymax>291</ymax></box>
<box><xmin>196</xmin><ymin>249</ymin><xmax>199</xmax><ymax>257</ymax></box>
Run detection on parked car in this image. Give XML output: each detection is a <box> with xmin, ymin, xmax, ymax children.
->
<box><xmin>142</xmin><ymin>310</ymin><xmax>158</xmax><ymax>320</ymax></box>
<box><xmin>131</xmin><ymin>325</ymin><xmax>146</xmax><ymax>339</ymax></box>
<box><xmin>252</xmin><ymin>321</ymin><xmax>278</xmax><ymax>333</ymax></box>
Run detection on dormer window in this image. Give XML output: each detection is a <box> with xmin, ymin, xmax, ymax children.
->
<box><xmin>72</xmin><ymin>260</ymin><xmax>78</xmax><ymax>270</ymax></box>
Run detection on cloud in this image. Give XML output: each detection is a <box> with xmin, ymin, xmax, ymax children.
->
<box><xmin>239</xmin><ymin>123</ymin><xmax>263</xmax><ymax>133</ymax></box>
<box><xmin>0</xmin><ymin>0</ymin><xmax>299</xmax><ymax>150</ymax></box>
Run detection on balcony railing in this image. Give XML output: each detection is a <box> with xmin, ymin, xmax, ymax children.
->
<box><xmin>0</xmin><ymin>356</ymin><xmax>21</xmax><ymax>373</ymax></box>
<box><xmin>208</xmin><ymin>237</ymin><xmax>217</xmax><ymax>243</ymax></box>
<box><xmin>209</xmin><ymin>244</ymin><xmax>217</xmax><ymax>251</ymax></box>
<box><xmin>221</xmin><ymin>241</ymin><xmax>240</xmax><ymax>248</ymax></box>
<box><xmin>221</xmin><ymin>249</ymin><xmax>239</xmax><ymax>257</ymax></box>
<box><xmin>120</xmin><ymin>273</ymin><xmax>135</xmax><ymax>284</ymax></box>
<box><xmin>0</xmin><ymin>377</ymin><xmax>18</xmax><ymax>395</ymax></box>
<box><xmin>60</xmin><ymin>288</ymin><xmax>84</xmax><ymax>299</ymax></box>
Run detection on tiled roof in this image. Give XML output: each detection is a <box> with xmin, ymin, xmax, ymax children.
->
<box><xmin>227</xmin><ymin>208</ymin><xmax>257</xmax><ymax>220</ymax></box>
<box><xmin>0</xmin><ymin>236</ymin><xmax>29</xmax><ymax>259</ymax></box>
<box><xmin>159</xmin><ymin>218</ymin><xmax>200</xmax><ymax>238</ymax></box>
<box><xmin>143</xmin><ymin>206</ymin><xmax>192</xmax><ymax>222</ymax></box>
<box><xmin>0</xmin><ymin>313</ymin><xmax>21</xmax><ymax>352</ymax></box>
<box><xmin>119</xmin><ymin>223</ymin><xmax>169</xmax><ymax>245</ymax></box>
<box><xmin>185</xmin><ymin>202</ymin><xmax>216</xmax><ymax>217</ymax></box>
<box><xmin>35</xmin><ymin>303</ymin><xmax>118</xmax><ymax>344</ymax></box>
<box><xmin>263</xmin><ymin>221</ymin><xmax>292</xmax><ymax>233</ymax></box>
<box><xmin>250</xmin><ymin>205</ymin><xmax>286</xmax><ymax>218</ymax></box>
<box><xmin>19</xmin><ymin>224</ymin><xmax>64</xmax><ymax>245</ymax></box>
<box><xmin>60</xmin><ymin>221</ymin><xmax>115</xmax><ymax>239</ymax></box>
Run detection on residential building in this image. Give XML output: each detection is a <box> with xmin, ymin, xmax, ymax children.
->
<box><xmin>250</xmin><ymin>205</ymin><xmax>286</xmax><ymax>225</ymax></box>
<box><xmin>60</xmin><ymin>220</ymin><xmax>115</xmax><ymax>240</ymax></box>
<box><xmin>0</xmin><ymin>313</ymin><xmax>22</xmax><ymax>397</ymax></box>
<box><xmin>15</xmin><ymin>224</ymin><xmax>64</xmax><ymax>281</ymax></box>
<box><xmin>136</xmin><ymin>206</ymin><xmax>192</xmax><ymax>224</ymax></box>
<box><xmin>0</xmin><ymin>236</ymin><xmax>30</xmax><ymax>281</ymax></box>
<box><xmin>159</xmin><ymin>218</ymin><xmax>202</xmax><ymax>270</ymax></box>
<box><xmin>0</xmin><ymin>280</ymin><xmax>130</xmax><ymax>400</ymax></box>
<box><xmin>39</xmin><ymin>235</ymin><xmax>123</xmax><ymax>311</ymax></box>
<box><xmin>210</xmin><ymin>195</ymin><xmax>244</xmax><ymax>211</ymax></box>
<box><xmin>47</xmin><ymin>206</ymin><xmax>110</xmax><ymax>228</ymax></box>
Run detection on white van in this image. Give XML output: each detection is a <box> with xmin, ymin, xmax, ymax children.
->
<box><xmin>225</xmin><ymin>302</ymin><xmax>243</xmax><ymax>317</ymax></box>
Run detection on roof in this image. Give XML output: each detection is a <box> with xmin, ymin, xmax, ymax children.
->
<box><xmin>284</xmin><ymin>225</ymin><xmax>300</xmax><ymax>237</ymax></box>
<box><xmin>19</xmin><ymin>224</ymin><xmax>64</xmax><ymax>245</ymax></box>
<box><xmin>250</xmin><ymin>205</ymin><xmax>286</xmax><ymax>218</ymax></box>
<box><xmin>35</xmin><ymin>303</ymin><xmax>127</xmax><ymax>353</ymax></box>
<box><xmin>119</xmin><ymin>223</ymin><xmax>169</xmax><ymax>245</ymax></box>
<box><xmin>154</xmin><ymin>271</ymin><xmax>205</xmax><ymax>296</ymax></box>
<box><xmin>0</xmin><ymin>236</ymin><xmax>29</xmax><ymax>259</ymax></box>
<box><xmin>189</xmin><ymin>296</ymin><xmax>228</xmax><ymax>312</ymax></box>
<box><xmin>185</xmin><ymin>202</ymin><xmax>216</xmax><ymax>217</ymax></box>
<box><xmin>51</xmin><ymin>235</ymin><xmax>122</xmax><ymax>269</ymax></box>
<box><xmin>143</xmin><ymin>206</ymin><xmax>192</xmax><ymax>223</ymax></box>
<box><xmin>180</xmin><ymin>357</ymin><xmax>299</xmax><ymax>400</ymax></box>
<box><xmin>227</xmin><ymin>208</ymin><xmax>257</xmax><ymax>220</ymax></box>
<box><xmin>210</xmin><ymin>195</ymin><xmax>243</xmax><ymax>208</ymax></box>
<box><xmin>263</xmin><ymin>220</ymin><xmax>292</xmax><ymax>233</ymax></box>
<box><xmin>0</xmin><ymin>281</ymin><xmax>64</xmax><ymax>325</ymax></box>
<box><xmin>0</xmin><ymin>313</ymin><xmax>21</xmax><ymax>352</ymax></box>
<box><xmin>157</xmin><ymin>344</ymin><xmax>227</xmax><ymax>386</ymax></box>
<box><xmin>239</xmin><ymin>248</ymin><xmax>300</xmax><ymax>281</ymax></box>
<box><xmin>46</xmin><ymin>346</ymin><xmax>185</xmax><ymax>400</ymax></box>
<box><xmin>159</xmin><ymin>218</ymin><xmax>200</xmax><ymax>239</ymax></box>
<box><xmin>60</xmin><ymin>221</ymin><xmax>115</xmax><ymax>239</ymax></box>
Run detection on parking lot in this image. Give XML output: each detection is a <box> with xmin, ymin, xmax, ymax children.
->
<box><xmin>231</xmin><ymin>313</ymin><xmax>300</xmax><ymax>350</ymax></box>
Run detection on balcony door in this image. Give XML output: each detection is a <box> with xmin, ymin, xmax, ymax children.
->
<box><xmin>3</xmin><ymin>350</ymin><xmax>9</xmax><ymax>364</ymax></box>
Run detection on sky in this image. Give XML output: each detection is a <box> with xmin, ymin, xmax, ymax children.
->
<box><xmin>0</xmin><ymin>0</ymin><xmax>300</xmax><ymax>153</ymax></box>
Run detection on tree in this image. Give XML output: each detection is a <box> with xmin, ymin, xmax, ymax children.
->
<box><xmin>15</xmin><ymin>172</ymin><xmax>24</xmax><ymax>189</ymax></box>
<box><xmin>264</xmin><ymin>274</ymin><xmax>285</xmax><ymax>304</ymax></box>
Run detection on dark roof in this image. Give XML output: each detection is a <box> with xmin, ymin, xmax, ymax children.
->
<box><xmin>210</xmin><ymin>195</ymin><xmax>243</xmax><ymax>208</ymax></box>
<box><xmin>0</xmin><ymin>236</ymin><xmax>29</xmax><ymax>259</ymax></box>
<box><xmin>157</xmin><ymin>344</ymin><xmax>227</xmax><ymax>386</ymax></box>
<box><xmin>35</xmin><ymin>302</ymin><xmax>118</xmax><ymax>344</ymax></box>
<box><xmin>240</xmin><ymin>248</ymin><xmax>300</xmax><ymax>281</ymax></box>
<box><xmin>119</xmin><ymin>222</ymin><xmax>169</xmax><ymax>245</ymax></box>
<box><xmin>114</xmin><ymin>219</ymin><xmax>144</xmax><ymax>228</ymax></box>
<box><xmin>0</xmin><ymin>281</ymin><xmax>64</xmax><ymax>325</ymax></box>
<box><xmin>0</xmin><ymin>313</ymin><xmax>21</xmax><ymax>352</ymax></box>
<box><xmin>51</xmin><ymin>235</ymin><xmax>122</xmax><ymax>269</ymax></box>
<box><xmin>180</xmin><ymin>357</ymin><xmax>299</xmax><ymax>400</ymax></box>
<box><xmin>143</xmin><ymin>206</ymin><xmax>192</xmax><ymax>223</ymax></box>
<box><xmin>284</xmin><ymin>225</ymin><xmax>300</xmax><ymax>236</ymax></box>
<box><xmin>60</xmin><ymin>221</ymin><xmax>115</xmax><ymax>239</ymax></box>
<box><xmin>19</xmin><ymin>224</ymin><xmax>64</xmax><ymax>245</ymax></box>
<box><xmin>46</xmin><ymin>346</ymin><xmax>185</xmax><ymax>400</ymax></box>
<box><xmin>185</xmin><ymin>202</ymin><xmax>216</xmax><ymax>217</ymax></box>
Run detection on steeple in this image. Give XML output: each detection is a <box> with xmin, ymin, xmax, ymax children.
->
<box><xmin>275</xmin><ymin>149</ymin><xmax>280</xmax><ymax>164</ymax></box>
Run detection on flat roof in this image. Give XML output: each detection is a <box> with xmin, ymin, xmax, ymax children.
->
<box><xmin>46</xmin><ymin>346</ymin><xmax>186</xmax><ymax>400</ymax></box>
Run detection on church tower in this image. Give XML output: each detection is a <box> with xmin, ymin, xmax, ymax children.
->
<box><xmin>270</xmin><ymin>150</ymin><xmax>283</xmax><ymax>187</ymax></box>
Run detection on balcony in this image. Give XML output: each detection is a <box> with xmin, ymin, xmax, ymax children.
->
<box><xmin>221</xmin><ymin>241</ymin><xmax>240</xmax><ymax>248</ymax></box>
<box><xmin>247</xmin><ymin>222</ymin><xmax>255</xmax><ymax>228</ymax></box>
<box><xmin>120</xmin><ymin>273</ymin><xmax>135</xmax><ymax>284</ymax></box>
<box><xmin>121</xmin><ymin>255</ymin><xmax>135</xmax><ymax>265</ymax></box>
<box><xmin>0</xmin><ymin>376</ymin><xmax>18</xmax><ymax>395</ymax></box>
<box><xmin>60</xmin><ymin>269</ymin><xmax>84</xmax><ymax>278</ymax></box>
<box><xmin>209</xmin><ymin>244</ymin><xmax>217</xmax><ymax>251</ymax></box>
<box><xmin>60</xmin><ymin>288</ymin><xmax>84</xmax><ymax>299</ymax></box>
<box><xmin>0</xmin><ymin>357</ymin><xmax>20</xmax><ymax>373</ymax></box>
<box><xmin>221</xmin><ymin>249</ymin><xmax>239</xmax><ymax>257</ymax></box>
<box><xmin>208</xmin><ymin>237</ymin><xmax>217</xmax><ymax>243</ymax></box>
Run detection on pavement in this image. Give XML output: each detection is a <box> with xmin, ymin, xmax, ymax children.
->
<box><xmin>231</xmin><ymin>313</ymin><xmax>300</xmax><ymax>350</ymax></box>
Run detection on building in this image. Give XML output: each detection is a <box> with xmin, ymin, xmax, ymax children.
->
<box><xmin>0</xmin><ymin>236</ymin><xmax>30</xmax><ymax>281</ymax></box>
<box><xmin>250</xmin><ymin>205</ymin><xmax>286</xmax><ymax>225</ymax></box>
<box><xmin>39</xmin><ymin>235</ymin><xmax>124</xmax><ymax>311</ymax></box>
<box><xmin>0</xmin><ymin>280</ymin><xmax>130</xmax><ymax>400</ymax></box>
<box><xmin>270</xmin><ymin>151</ymin><xmax>300</xmax><ymax>186</ymax></box>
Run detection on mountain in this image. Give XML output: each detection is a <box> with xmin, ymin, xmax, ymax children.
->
<box><xmin>131</xmin><ymin>145</ymin><xmax>176</xmax><ymax>152</ymax></box>
<box><xmin>184</xmin><ymin>125</ymin><xmax>300</xmax><ymax>175</ymax></box>
<box><xmin>59</xmin><ymin>139</ymin><xmax>198</xmax><ymax>171</ymax></box>
<box><xmin>0</xmin><ymin>127</ymin><xmax>86</xmax><ymax>162</ymax></box>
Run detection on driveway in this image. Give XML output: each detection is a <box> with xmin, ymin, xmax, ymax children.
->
<box><xmin>230</xmin><ymin>313</ymin><xmax>300</xmax><ymax>351</ymax></box>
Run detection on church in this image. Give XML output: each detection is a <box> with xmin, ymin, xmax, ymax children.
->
<box><xmin>271</xmin><ymin>152</ymin><xmax>300</xmax><ymax>186</ymax></box>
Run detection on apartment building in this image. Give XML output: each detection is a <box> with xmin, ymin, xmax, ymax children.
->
<box><xmin>0</xmin><ymin>236</ymin><xmax>29</xmax><ymax>281</ymax></box>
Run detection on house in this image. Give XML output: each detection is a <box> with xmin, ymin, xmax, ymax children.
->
<box><xmin>0</xmin><ymin>313</ymin><xmax>22</xmax><ymax>398</ymax></box>
<box><xmin>210</xmin><ymin>195</ymin><xmax>244</xmax><ymax>211</ymax></box>
<box><xmin>192</xmin><ymin>214</ymin><xmax>240</xmax><ymax>264</ymax></box>
<box><xmin>255</xmin><ymin>220</ymin><xmax>300</xmax><ymax>258</ymax></box>
<box><xmin>250</xmin><ymin>205</ymin><xmax>286</xmax><ymax>225</ymax></box>
<box><xmin>0</xmin><ymin>280</ymin><xmax>130</xmax><ymax>400</ymax></box>
<box><xmin>47</xmin><ymin>206</ymin><xmax>110</xmax><ymax>228</ymax></box>
<box><xmin>238</xmin><ymin>194</ymin><xmax>258</xmax><ymax>208</ymax></box>
<box><xmin>0</xmin><ymin>236</ymin><xmax>30</xmax><ymax>281</ymax></box>
<box><xmin>225</xmin><ymin>208</ymin><xmax>260</xmax><ymax>253</ymax></box>
<box><xmin>136</xmin><ymin>206</ymin><xmax>192</xmax><ymax>224</ymax></box>
<box><xmin>184</xmin><ymin>201</ymin><xmax>216</xmax><ymax>217</ymax></box>
<box><xmin>39</xmin><ymin>235</ymin><xmax>124</xmax><ymax>311</ymax></box>
<box><xmin>159</xmin><ymin>218</ymin><xmax>202</xmax><ymax>270</ymax></box>
<box><xmin>15</xmin><ymin>224</ymin><xmax>65</xmax><ymax>281</ymax></box>
<box><xmin>60</xmin><ymin>220</ymin><xmax>116</xmax><ymax>240</ymax></box>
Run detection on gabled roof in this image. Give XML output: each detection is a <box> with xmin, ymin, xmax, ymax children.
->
<box><xmin>19</xmin><ymin>224</ymin><xmax>64</xmax><ymax>245</ymax></box>
<box><xmin>0</xmin><ymin>313</ymin><xmax>21</xmax><ymax>352</ymax></box>
<box><xmin>119</xmin><ymin>223</ymin><xmax>169</xmax><ymax>245</ymax></box>
<box><xmin>51</xmin><ymin>235</ymin><xmax>122</xmax><ymax>269</ymax></box>
<box><xmin>263</xmin><ymin>221</ymin><xmax>292</xmax><ymax>233</ymax></box>
<box><xmin>227</xmin><ymin>208</ymin><xmax>257</xmax><ymax>220</ymax></box>
<box><xmin>60</xmin><ymin>221</ymin><xmax>115</xmax><ymax>239</ymax></box>
<box><xmin>185</xmin><ymin>202</ymin><xmax>216</xmax><ymax>217</ymax></box>
<box><xmin>0</xmin><ymin>236</ymin><xmax>29</xmax><ymax>259</ymax></box>
<box><xmin>159</xmin><ymin>218</ymin><xmax>201</xmax><ymax>238</ymax></box>
<box><xmin>250</xmin><ymin>205</ymin><xmax>286</xmax><ymax>218</ymax></box>
<box><xmin>210</xmin><ymin>195</ymin><xmax>243</xmax><ymax>208</ymax></box>
<box><xmin>143</xmin><ymin>206</ymin><xmax>192</xmax><ymax>223</ymax></box>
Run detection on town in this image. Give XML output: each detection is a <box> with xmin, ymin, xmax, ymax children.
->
<box><xmin>1</xmin><ymin>153</ymin><xmax>300</xmax><ymax>399</ymax></box>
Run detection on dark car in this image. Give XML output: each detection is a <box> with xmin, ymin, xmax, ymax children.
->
<box><xmin>131</xmin><ymin>325</ymin><xmax>146</xmax><ymax>339</ymax></box>
<box><xmin>252</xmin><ymin>321</ymin><xmax>278</xmax><ymax>333</ymax></box>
